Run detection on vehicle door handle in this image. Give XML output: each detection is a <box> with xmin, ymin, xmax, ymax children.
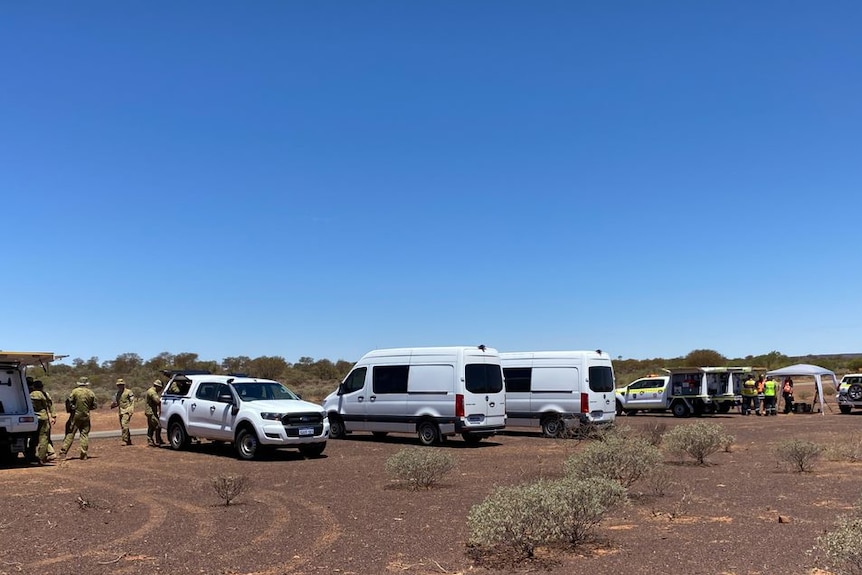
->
<box><xmin>191</xmin><ymin>402</ymin><xmax>196</xmax><ymax>410</ymax></box>
<box><xmin>357</xmin><ymin>397</ymin><xmax>364</xmax><ymax>403</ymax></box>
<box><xmin>210</xmin><ymin>406</ymin><xmax>216</xmax><ymax>413</ymax></box>
<box><xmin>369</xmin><ymin>396</ymin><xmax>376</xmax><ymax>402</ymax></box>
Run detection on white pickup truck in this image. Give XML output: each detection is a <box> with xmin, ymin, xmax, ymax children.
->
<box><xmin>0</xmin><ymin>351</ymin><xmax>61</xmax><ymax>462</ymax></box>
<box><xmin>616</xmin><ymin>367</ymin><xmax>751</xmax><ymax>417</ymax></box>
<box><xmin>160</xmin><ymin>371</ymin><xmax>329</xmax><ymax>460</ymax></box>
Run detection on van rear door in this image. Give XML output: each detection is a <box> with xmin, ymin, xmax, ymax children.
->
<box><xmin>587</xmin><ymin>364</ymin><xmax>616</xmax><ymax>423</ymax></box>
<box><xmin>463</xmin><ymin>362</ymin><xmax>506</xmax><ymax>428</ymax></box>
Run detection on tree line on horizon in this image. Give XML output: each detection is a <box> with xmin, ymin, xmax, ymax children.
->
<box><xmin>43</xmin><ymin>348</ymin><xmax>862</xmax><ymax>389</ymax></box>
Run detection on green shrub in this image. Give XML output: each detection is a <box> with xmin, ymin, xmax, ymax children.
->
<box><xmin>825</xmin><ymin>439</ymin><xmax>862</xmax><ymax>463</ymax></box>
<box><xmin>384</xmin><ymin>448</ymin><xmax>457</xmax><ymax>490</ymax></box>
<box><xmin>467</xmin><ymin>477</ymin><xmax>624</xmax><ymax>561</ymax></box>
<box><xmin>640</xmin><ymin>421</ymin><xmax>668</xmax><ymax>447</ymax></box>
<box><xmin>564</xmin><ymin>435</ymin><xmax>662</xmax><ymax>488</ymax></box>
<box><xmin>662</xmin><ymin>421</ymin><xmax>730</xmax><ymax>465</ymax></box>
<box><xmin>815</xmin><ymin>516</ymin><xmax>862</xmax><ymax>575</ymax></box>
<box><xmin>775</xmin><ymin>439</ymin><xmax>823</xmax><ymax>473</ymax></box>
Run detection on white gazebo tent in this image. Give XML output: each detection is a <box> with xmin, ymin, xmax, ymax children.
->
<box><xmin>766</xmin><ymin>364</ymin><xmax>839</xmax><ymax>415</ymax></box>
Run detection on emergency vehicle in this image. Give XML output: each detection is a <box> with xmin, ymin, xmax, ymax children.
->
<box><xmin>616</xmin><ymin>367</ymin><xmax>755</xmax><ymax>417</ymax></box>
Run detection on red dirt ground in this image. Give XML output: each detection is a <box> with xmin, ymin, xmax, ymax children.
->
<box><xmin>1</xmin><ymin>403</ymin><xmax>859</xmax><ymax>575</ymax></box>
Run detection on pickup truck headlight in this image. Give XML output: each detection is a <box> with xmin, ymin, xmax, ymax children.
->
<box><xmin>260</xmin><ymin>412</ymin><xmax>286</xmax><ymax>421</ymax></box>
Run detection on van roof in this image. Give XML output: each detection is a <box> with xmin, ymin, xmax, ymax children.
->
<box><xmin>0</xmin><ymin>351</ymin><xmax>60</xmax><ymax>365</ymax></box>
<box><xmin>361</xmin><ymin>346</ymin><xmax>499</xmax><ymax>358</ymax></box>
<box><xmin>500</xmin><ymin>350</ymin><xmax>611</xmax><ymax>359</ymax></box>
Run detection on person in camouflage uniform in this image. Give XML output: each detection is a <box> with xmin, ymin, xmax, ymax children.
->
<box><xmin>145</xmin><ymin>379</ymin><xmax>164</xmax><ymax>447</ymax></box>
<box><xmin>111</xmin><ymin>378</ymin><xmax>135</xmax><ymax>446</ymax></box>
<box><xmin>29</xmin><ymin>380</ymin><xmax>56</xmax><ymax>465</ymax></box>
<box><xmin>60</xmin><ymin>377</ymin><xmax>98</xmax><ymax>460</ymax></box>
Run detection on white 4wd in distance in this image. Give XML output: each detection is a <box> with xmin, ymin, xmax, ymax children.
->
<box><xmin>837</xmin><ymin>373</ymin><xmax>862</xmax><ymax>414</ymax></box>
<box><xmin>160</xmin><ymin>372</ymin><xmax>329</xmax><ymax>460</ymax></box>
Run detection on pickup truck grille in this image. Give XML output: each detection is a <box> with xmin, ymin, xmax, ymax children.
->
<box><xmin>281</xmin><ymin>412</ymin><xmax>324</xmax><ymax>437</ymax></box>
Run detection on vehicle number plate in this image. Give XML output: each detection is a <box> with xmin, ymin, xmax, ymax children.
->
<box><xmin>299</xmin><ymin>427</ymin><xmax>314</xmax><ymax>436</ymax></box>
<box><xmin>467</xmin><ymin>415</ymin><xmax>483</xmax><ymax>423</ymax></box>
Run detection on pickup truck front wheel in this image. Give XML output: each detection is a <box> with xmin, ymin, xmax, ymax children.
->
<box><xmin>168</xmin><ymin>421</ymin><xmax>190</xmax><ymax>451</ymax></box>
<box><xmin>236</xmin><ymin>428</ymin><xmax>260</xmax><ymax>460</ymax></box>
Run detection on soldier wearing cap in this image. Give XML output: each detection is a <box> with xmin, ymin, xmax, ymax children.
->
<box><xmin>145</xmin><ymin>379</ymin><xmax>165</xmax><ymax>447</ymax></box>
<box><xmin>60</xmin><ymin>376</ymin><xmax>98</xmax><ymax>459</ymax></box>
<box><xmin>110</xmin><ymin>378</ymin><xmax>136</xmax><ymax>446</ymax></box>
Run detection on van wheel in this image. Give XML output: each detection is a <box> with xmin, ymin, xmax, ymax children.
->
<box><xmin>848</xmin><ymin>384</ymin><xmax>862</xmax><ymax>401</ymax></box>
<box><xmin>168</xmin><ymin>421</ymin><xmax>190</xmax><ymax>451</ymax></box>
<box><xmin>236</xmin><ymin>428</ymin><xmax>259</xmax><ymax>460</ymax></box>
<box><xmin>417</xmin><ymin>421</ymin><xmax>439</xmax><ymax>446</ymax></box>
<box><xmin>671</xmin><ymin>402</ymin><xmax>690</xmax><ymax>418</ymax></box>
<box><xmin>541</xmin><ymin>416</ymin><xmax>564</xmax><ymax>438</ymax></box>
<box><xmin>298</xmin><ymin>443</ymin><xmax>326</xmax><ymax>457</ymax></box>
<box><xmin>461</xmin><ymin>432</ymin><xmax>482</xmax><ymax>444</ymax></box>
<box><xmin>329</xmin><ymin>415</ymin><xmax>346</xmax><ymax>439</ymax></box>
<box><xmin>840</xmin><ymin>405</ymin><xmax>853</xmax><ymax>414</ymax></box>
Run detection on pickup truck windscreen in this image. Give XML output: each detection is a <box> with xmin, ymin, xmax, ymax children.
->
<box><xmin>233</xmin><ymin>382</ymin><xmax>299</xmax><ymax>401</ymax></box>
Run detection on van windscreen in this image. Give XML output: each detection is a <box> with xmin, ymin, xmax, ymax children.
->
<box><xmin>588</xmin><ymin>366</ymin><xmax>614</xmax><ymax>393</ymax></box>
<box><xmin>465</xmin><ymin>364</ymin><xmax>504</xmax><ymax>394</ymax></box>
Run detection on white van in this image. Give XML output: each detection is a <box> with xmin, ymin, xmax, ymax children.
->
<box><xmin>500</xmin><ymin>350</ymin><xmax>616</xmax><ymax>436</ymax></box>
<box><xmin>323</xmin><ymin>346</ymin><xmax>506</xmax><ymax>445</ymax></box>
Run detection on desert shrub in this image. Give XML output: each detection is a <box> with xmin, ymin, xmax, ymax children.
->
<box><xmin>721</xmin><ymin>433</ymin><xmax>735</xmax><ymax>453</ymax></box>
<box><xmin>564</xmin><ymin>435</ymin><xmax>662</xmax><ymax>488</ymax></box>
<box><xmin>825</xmin><ymin>439</ymin><xmax>862</xmax><ymax>463</ymax></box>
<box><xmin>550</xmin><ymin>477</ymin><xmax>626</xmax><ymax>544</ymax></box>
<box><xmin>467</xmin><ymin>480</ymin><xmax>563</xmax><ymax>559</ymax></box>
<box><xmin>467</xmin><ymin>477</ymin><xmax>624</xmax><ymax>561</ymax></box>
<box><xmin>662</xmin><ymin>421</ymin><xmax>730</xmax><ymax>465</ymax></box>
<box><xmin>639</xmin><ymin>421</ymin><xmax>668</xmax><ymax>447</ymax></box>
<box><xmin>815</xmin><ymin>516</ymin><xmax>862</xmax><ymax>575</ymax></box>
<box><xmin>384</xmin><ymin>448</ymin><xmax>457</xmax><ymax>490</ymax></box>
<box><xmin>643</xmin><ymin>466</ymin><xmax>674</xmax><ymax>497</ymax></box>
<box><xmin>775</xmin><ymin>439</ymin><xmax>823</xmax><ymax>473</ymax></box>
<box><xmin>211</xmin><ymin>474</ymin><xmax>250</xmax><ymax>506</ymax></box>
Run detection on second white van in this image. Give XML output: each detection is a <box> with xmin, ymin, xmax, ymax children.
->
<box><xmin>323</xmin><ymin>345</ymin><xmax>506</xmax><ymax>445</ymax></box>
<box><xmin>500</xmin><ymin>350</ymin><xmax>616</xmax><ymax>437</ymax></box>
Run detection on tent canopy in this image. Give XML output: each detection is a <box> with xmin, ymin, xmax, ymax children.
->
<box><xmin>766</xmin><ymin>363</ymin><xmax>839</xmax><ymax>414</ymax></box>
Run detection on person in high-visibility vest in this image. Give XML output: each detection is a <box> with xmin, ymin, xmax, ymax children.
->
<box><xmin>763</xmin><ymin>376</ymin><xmax>778</xmax><ymax>416</ymax></box>
<box><xmin>741</xmin><ymin>377</ymin><xmax>757</xmax><ymax>415</ymax></box>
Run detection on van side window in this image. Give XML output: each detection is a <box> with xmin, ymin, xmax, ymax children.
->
<box><xmin>503</xmin><ymin>368</ymin><xmax>531</xmax><ymax>393</ymax></box>
<box><xmin>465</xmin><ymin>364</ymin><xmax>504</xmax><ymax>394</ymax></box>
<box><xmin>588</xmin><ymin>366</ymin><xmax>614</xmax><ymax>393</ymax></box>
<box><xmin>342</xmin><ymin>368</ymin><xmax>367</xmax><ymax>394</ymax></box>
<box><xmin>373</xmin><ymin>366</ymin><xmax>409</xmax><ymax>394</ymax></box>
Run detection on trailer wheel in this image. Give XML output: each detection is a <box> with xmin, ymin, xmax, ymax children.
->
<box><xmin>840</xmin><ymin>405</ymin><xmax>853</xmax><ymax>414</ymax></box>
<box><xmin>671</xmin><ymin>401</ymin><xmax>690</xmax><ymax>418</ymax></box>
<box><xmin>541</xmin><ymin>415</ymin><xmax>564</xmax><ymax>438</ymax></box>
<box><xmin>848</xmin><ymin>384</ymin><xmax>862</xmax><ymax>401</ymax></box>
<box><xmin>417</xmin><ymin>421</ymin><xmax>439</xmax><ymax>446</ymax></box>
<box><xmin>717</xmin><ymin>402</ymin><xmax>732</xmax><ymax>414</ymax></box>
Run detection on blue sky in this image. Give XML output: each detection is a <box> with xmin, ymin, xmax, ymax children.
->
<box><xmin>3</xmin><ymin>1</ymin><xmax>860</xmax><ymax>366</ymax></box>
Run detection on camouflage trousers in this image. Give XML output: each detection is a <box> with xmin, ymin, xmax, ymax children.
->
<box><xmin>61</xmin><ymin>415</ymin><xmax>91</xmax><ymax>457</ymax></box>
<box><xmin>146</xmin><ymin>413</ymin><xmax>162</xmax><ymax>445</ymax></box>
<box><xmin>35</xmin><ymin>419</ymin><xmax>51</xmax><ymax>461</ymax></box>
<box><xmin>119</xmin><ymin>412</ymin><xmax>133</xmax><ymax>445</ymax></box>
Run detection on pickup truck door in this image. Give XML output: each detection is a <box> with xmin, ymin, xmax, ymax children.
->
<box><xmin>188</xmin><ymin>382</ymin><xmax>235</xmax><ymax>441</ymax></box>
<box><xmin>628</xmin><ymin>378</ymin><xmax>667</xmax><ymax>409</ymax></box>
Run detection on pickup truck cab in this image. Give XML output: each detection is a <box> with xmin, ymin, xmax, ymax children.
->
<box><xmin>160</xmin><ymin>371</ymin><xmax>329</xmax><ymax>460</ymax></box>
<box><xmin>615</xmin><ymin>375</ymin><xmax>670</xmax><ymax>415</ymax></box>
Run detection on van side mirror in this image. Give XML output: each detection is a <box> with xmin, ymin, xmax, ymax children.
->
<box><xmin>337</xmin><ymin>383</ymin><xmax>346</xmax><ymax>396</ymax></box>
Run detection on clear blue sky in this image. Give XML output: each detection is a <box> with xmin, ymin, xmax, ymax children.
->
<box><xmin>3</xmin><ymin>1</ymin><xmax>860</xmax><ymax>366</ymax></box>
